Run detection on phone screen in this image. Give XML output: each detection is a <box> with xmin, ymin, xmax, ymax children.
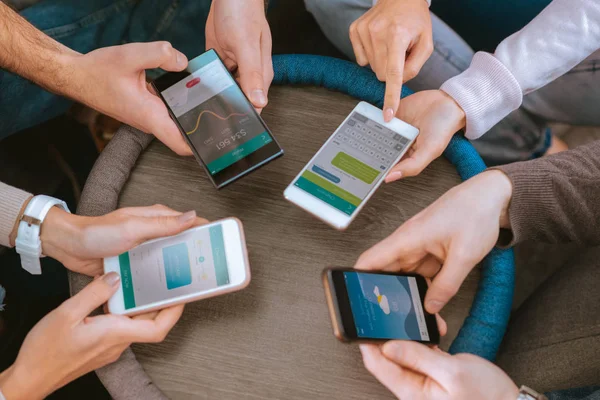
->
<box><xmin>153</xmin><ymin>50</ymin><xmax>282</xmax><ymax>187</ymax></box>
<box><xmin>292</xmin><ymin>112</ymin><xmax>412</xmax><ymax>216</ymax></box>
<box><xmin>343</xmin><ymin>272</ymin><xmax>431</xmax><ymax>341</ymax></box>
<box><xmin>116</xmin><ymin>224</ymin><xmax>230</xmax><ymax>310</ymax></box>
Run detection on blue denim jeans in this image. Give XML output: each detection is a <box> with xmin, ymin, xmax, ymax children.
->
<box><xmin>305</xmin><ymin>0</ymin><xmax>600</xmax><ymax>165</ymax></box>
<box><xmin>0</xmin><ymin>0</ymin><xmax>212</xmax><ymax>140</ymax></box>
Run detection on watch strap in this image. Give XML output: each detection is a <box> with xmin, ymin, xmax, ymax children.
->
<box><xmin>518</xmin><ymin>385</ymin><xmax>548</xmax><ymax>400</ymax></box>
<box><xmin>15</xmin><ymin>195</ymin><xmax>70</xmax><ymax>275</ymax></box>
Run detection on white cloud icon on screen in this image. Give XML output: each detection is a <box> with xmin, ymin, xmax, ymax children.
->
<box><xmin>373</xmin><ymin>286</ymin><xmax>391</xmax><ymax>315</ymax></box>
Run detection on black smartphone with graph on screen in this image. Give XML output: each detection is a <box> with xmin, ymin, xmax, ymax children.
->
<box><xmin>152</xmin><ymin>49</ymin><xmax>283</xmax><ymax>188</ymax></box>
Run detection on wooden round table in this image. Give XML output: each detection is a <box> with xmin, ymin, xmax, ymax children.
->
<box><xmin>72</xmin><ymin>85</ymin><xmax>478</xmax><ymax>399</ymax></box>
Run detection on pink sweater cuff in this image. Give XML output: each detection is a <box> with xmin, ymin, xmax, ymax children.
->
<box><xmin>440</xmin><ymin>52</ymin><xmax>523</xmax><ymax>140</ymax></box>
<box><xmin>0</xmin><ymin>182</ymin><xmax>32</xmax><ymax>248</ymax></box>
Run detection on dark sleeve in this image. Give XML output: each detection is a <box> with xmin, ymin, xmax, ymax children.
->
<box><xmin>492</xmin><ymin>140</ymin><xmax>600</xmax><ymax>247</ymax></box>
<box><xmin>547</xmin><ymin>386</ymin><xmax>600</xmax><ymax>400</ymax></box>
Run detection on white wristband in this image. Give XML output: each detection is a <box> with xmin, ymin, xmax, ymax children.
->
<box><xmin>15</xmin><ymin>195</ymin><xmax>70</xmax><ymax>275</ymax></box>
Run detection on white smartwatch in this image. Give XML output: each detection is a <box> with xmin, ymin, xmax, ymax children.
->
<box><xmin>15</xmin><ymin>195</ymin><xmax>70</xmax><ymax>275</ymax></box>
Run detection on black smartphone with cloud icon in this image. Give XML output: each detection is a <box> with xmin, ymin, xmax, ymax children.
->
<box><xmin>323</xmin><ymin>268</ymin><xmax>439</xmax><ymax>344</ymax></box>
<box><xmin>152</xmin><ymin>49</ymin><xmax>283</xmax><ymax>188</ymax></box>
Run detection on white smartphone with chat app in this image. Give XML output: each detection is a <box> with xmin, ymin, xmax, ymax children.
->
<box><xmin>103</xmin><ymin>218</ymin><xmax>250</xmax><ymax>316</ymax></box>
<box><xmin>284</xmin><ymin>102</ymin><xmax>418</xmax><ymax>230</ymax></box>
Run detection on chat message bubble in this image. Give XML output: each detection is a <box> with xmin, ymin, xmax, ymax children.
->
<box><xmin>332</xmin><ymin>152</ymin><xmax>380</xmax><ymax>184</ymax></box>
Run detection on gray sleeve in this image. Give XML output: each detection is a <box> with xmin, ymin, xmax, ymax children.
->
<box><xmin>495</xmin><ymin>140</ymin><xmax>600</xmax><ymax>247</ymax></box>
<box><xmin>547</xmin><ymin>386</ymin><xmax>600</xmax><ymax>400</ymax></box>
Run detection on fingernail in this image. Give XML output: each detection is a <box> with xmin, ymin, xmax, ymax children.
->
<box><xmin>251</xmin><ymin>90</ymin><xmax>267</xmax><ymax>107</ymax></box>
<box><xmin>176</xmin><ymin>51</ymin><xmax>181</xmax><ymax>66</ymax></box>
<box><xmin>358</xmin><ymin>344</ymin><xmax>370</xmax><ymax>357</ymax></box>
<box><xmin>177</xmin><ymin>51</ymin><xmax>188</xmax><ymax>68</ymax></box>
<box><xmin>178</xmin><ymin>210</ymin><xmax>196</xmax><ymax>223</ymax></box>
<box><xmin>384</xmin><ymin>108</ymin><xmax>394</xmax><ymax>122</ymax></box>
<box><xmin>386</xmin><ymin>171</ymin><xmax>402</xmax><ymax>182</ymax></box>
<box><xmin>426</xmin><ymin>300</ymin><xmax>444</xmax><ymax>313</ymax></box>
<box><xmin>103</xmin><ymin>272</ymin><xmax>120</xmax><ymax>287</ymax></box>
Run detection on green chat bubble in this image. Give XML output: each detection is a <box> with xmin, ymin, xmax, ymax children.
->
<box><xmin>331</xmin><ymin>152</ymin><xmax>380</xmax><ymax>184</ymax></box>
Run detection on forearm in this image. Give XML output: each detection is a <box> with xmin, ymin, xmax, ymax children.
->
<box><xmin>0</xmin><ymin>182</ymin><xmax>32</xmax><ymax>248</ymax></box>
<box><xmin>0</xmin><ymin>2</ymin><xmax>80</xmax><ymax>97</ymax></box>
<box><xmin>440</xmin><ymin>0</ymin><xmax>600</xmax><ymax>139</ymax></box>
<box><xmin>494</xmin><ymin>140</ymin><xmax>600</xmax><ymax>246</ymax></box>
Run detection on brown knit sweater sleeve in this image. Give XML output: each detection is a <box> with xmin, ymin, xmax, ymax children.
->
<box><xmin>493</xmin><ymin>140</ymin><xmax>600</xmax><ymax>247</ymax></box>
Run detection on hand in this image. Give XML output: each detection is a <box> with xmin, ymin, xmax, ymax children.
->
<box><xmin>66</xmin><ymin>42</ymin><xmax>192</xmax><ymax>156</ymax></box>
<box><xmin>349</xmin><ymin>0</ymin><xmax>433</xmax><ymax>121</ymax></box>
<box><xmin>0</xmin><ymin>273</ymin><xmax>184</xmax><ymax>400</ymax></box>
<box><xmin>355</xmin><ymin>170</ymin><xmax>512</xmax><ymax>314</ymax></box>
<box><xmin>360</xmin><ymin>341</ymin><xmax>518</xmax><ymax>399</ymax></box>
<box><xmin>39</xmin><ymin>205</ymin><xmax>206</xmax><ymax>277</ymax></box>
<box><xmin>386</xmin><ymin>90</ymin><xmax>466</xmax><ymax>180</ymax></box>
<box><xmin>206</xmin><ymin>0</ymin><xmax>273</xmax><ymax>112</ymax></box>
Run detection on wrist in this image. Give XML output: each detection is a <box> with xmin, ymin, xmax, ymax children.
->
<box><xmin>508</xmin><ymin>384</ymin><xmax>520</xmax><ymax>400</ymax></box>
<box><xmin>482</xmin><ymin>170</ymin><xmax>513</xmax><ymax>229</ymax></box>
<box><xmin>50</xmin><ymin>51</ymin><xmax>85</xmax><ymax>100</ymax></box>
<box><xmin>16</xmin><ymin>42</ymin><xmax>80</xmax><ymax>99</ymax></box>
<box><xmin>39</xmin><ymin>207</ymin><xmax>82</xmax><ymax>261</ymax></box>
<box><xmin>439</xmin><ymin>90</ymin><xmax>466</xmax><ymax>133</ymax></box>
<box><xmin>0</xmin><ymin>365</ymin><xmax>45</xmax><ymax>400</ymax></box>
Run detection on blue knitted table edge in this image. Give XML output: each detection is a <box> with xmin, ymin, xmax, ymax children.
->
<box><xmin>272</xmin><ymin>54</ymin><xmax>515</xmax><ymax>361</ymax></box>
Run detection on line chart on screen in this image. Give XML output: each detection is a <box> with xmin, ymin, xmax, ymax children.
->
<box><xmin>185</xmin><ymin>111</ymin><xmax>249</xmax><ymax>135</ymax></box>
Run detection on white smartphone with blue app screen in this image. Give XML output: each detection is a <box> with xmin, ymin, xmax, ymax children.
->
<box><xmin>103</xmin><ymin>218</ymin><xmax>250</xmax><ymax>316</ymax></box>
<box><xmin>284</xmin><ymin>101</ymin><xmax>419</xmax><ymax>230</ymax></box>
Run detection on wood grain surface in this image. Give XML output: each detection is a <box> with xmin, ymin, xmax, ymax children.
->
<box><xmin>117</xmin><ymin>86</ymin><xmax>478</xmax><ymax>399</ymax></box>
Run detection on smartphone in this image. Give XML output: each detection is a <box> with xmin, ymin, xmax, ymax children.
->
<box><xmin>152</xmin><ymin>49</ymin><xmax>283</xmax><ymax>188</ymax></box>
<box><xmin>103</xmin><ymin>218</ymin><xmax>250</xmax><ymax>316</ymax></box>
<box><xmin>284</xmin><ymin>101</ymin><xmax>418</xmax><ymax>230</ymax></box>
<box><xmin>322</xmin><ymin>268</ymin><xmax>439</xmax><ymax>344</ymax></box>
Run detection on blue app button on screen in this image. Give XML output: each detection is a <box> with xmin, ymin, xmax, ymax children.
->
<box><xmin>163</xmin><ymin>243</ymin><xmax>193</xmax><ymax>290</ymax></box>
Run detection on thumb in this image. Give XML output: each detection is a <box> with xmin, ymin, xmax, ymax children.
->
<box><xmin>123</xmin><ymin>41</ymin><xmax>187</xmax><ymax>72</ymax></box>
<box><xmin>235</xmin><ymin>45</ymin><xmax>268</xmax><ymax>108</ymax></box>
<box><xmin>143</xmin><ymin>94</ymin><xmax>193</xmax><ymax>156</ymax></box>
<box><xmin>386</xmin><ymin>143</ymin><xmax>442</xmax><ymax>181</ymax></box>
<box><xmin>382</xmin><ymin>341</ymin><xmax>451</xmax><ymax>384</ymax></box>
<box><xmin>62</xmin><ymin>272</ymin><xmax>121</xmax><ymax>320</ymax></box>
<box><xmin>131</xmin><ymin>210</ymin><xmax>198</xmax><ymax>244</ymax></box>
<box><xmin>355</xmin><ymin>222</ymin><xmax>426</xmax><ymax>271</ymax></box>
<box><xmin>425</xmin><ymin>247</ymin><xmax>473</xmax><ymax>314</ymax></box>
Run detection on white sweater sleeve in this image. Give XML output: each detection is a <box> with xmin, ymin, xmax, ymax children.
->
<box><xmin>440</xmin><ymin>0</ymin><xmax>600</xmax><ymax>140</ymax></box>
